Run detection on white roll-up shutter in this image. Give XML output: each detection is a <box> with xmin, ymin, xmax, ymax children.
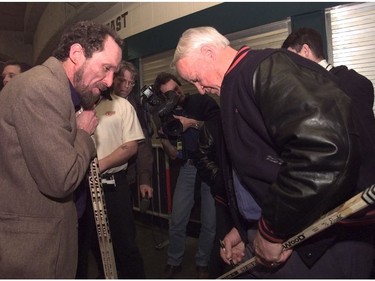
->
<box><xmin>227</xmin><ymin>20</ymin><xmax>290</xmax><ymax>50</ymax></box>
<box><xmin>326</xmin><ymin>2</ymin><xmax>375</xmax><ymax>112</ymax></box>
<box><xmin>139</xmin><ymin>19</ymin><xmax>290</xmax><ymax>97</ymax></box>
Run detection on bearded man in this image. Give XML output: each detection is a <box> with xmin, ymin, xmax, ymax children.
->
<box><xmin>0</xmin><ymin>21</ymin><xmax>122</xmax><ymax>278</ymax></box>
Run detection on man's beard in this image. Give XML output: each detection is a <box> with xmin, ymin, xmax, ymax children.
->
<box><xmin>74</xmin><ymin>65</ymin><xmax>105</xmax><ymax>109</ymax></box>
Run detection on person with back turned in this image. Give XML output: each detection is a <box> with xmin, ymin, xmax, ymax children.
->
<box><xmin>282</xmin><ymin>27</ymin><xmax>375</xmax><ymax>196</ymax></box>
<box><xmin>171</xmin><ymin>26</ymin><xmax>374</xmax><ymax>278</ymax></box>
<box><xmin>282</xmin><ymin>25</ymin><xmax>375</xmax><ymax>278</ymax></box>
<box><xmin>0</xmin><ymin>21</ymin><xmax>122</xmax><ymax>278</ymax></box>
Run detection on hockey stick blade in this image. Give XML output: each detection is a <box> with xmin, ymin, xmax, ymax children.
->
<box><xmin>218</xmin><ymin>184</ymin><xmax>375</xmax><ymax>279</ymax></box>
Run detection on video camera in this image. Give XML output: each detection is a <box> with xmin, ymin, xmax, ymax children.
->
<box><xmin>141</xmin><ymin>85</ymin><xmax>183</xmax><ymax>138</ymax></box>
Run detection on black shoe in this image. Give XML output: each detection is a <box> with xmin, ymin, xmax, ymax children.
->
<box><xmin>162</xmin><ymin>264</ymin><xmax>182</xmax><ymax>278</ymax></box>
<box><xmin>196</xmin><ymin>266</ymin><xmax>209</xmax><ymax>279</ymax></box>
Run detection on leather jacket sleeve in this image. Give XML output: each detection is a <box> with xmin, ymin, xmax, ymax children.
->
<box><xmin>253</xmin><ymin>52</ymin><xmax>360</xmax><ymax>241</ymax></box>
<box><xmin>193</xmin><ymin>124</ymin><xmax>218</xmax><ymax>187</ymax></box>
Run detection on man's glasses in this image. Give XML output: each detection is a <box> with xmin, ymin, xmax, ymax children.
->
<box><xmin>117</xmin><ymin>78</ymin><xmax>135</xmax><ymax>87</ymax></box>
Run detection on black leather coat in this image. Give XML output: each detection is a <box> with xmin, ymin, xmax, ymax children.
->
<box><xmin>221</xmin><ymin>48</ymin><xmax>360</xmax><ymax>242</ymax></box>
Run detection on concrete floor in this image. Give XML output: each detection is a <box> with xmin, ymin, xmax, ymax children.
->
<box><xmin>86</xmin><ymin>212</ymin><xmax>201</xmax><ymax>279</ymax></box>
<box><xmin>136</xmin><ymin>220</ymin><xmax>200</xmax><ymax>278</ymax></box>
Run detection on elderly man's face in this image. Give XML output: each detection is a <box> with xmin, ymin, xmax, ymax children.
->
<box><xmin>2</xmin><ymin>64</ymin><xmax>21</xmax><ymax>86</ymax></box>
<box><xmin>176</xmin><ymin>56</ymin><xmax>221</xmax><ymax>96</ymax></box>
<box><xmin>74</xmin><ymin>36</ymin><xmax>122</xmax><ymax>109</ymax></box>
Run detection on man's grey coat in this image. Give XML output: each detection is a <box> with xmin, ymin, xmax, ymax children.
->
<box><xmin>0</xmin><ymin>57</ymin><xmax>96</xmax><ymax>278</ymax></box>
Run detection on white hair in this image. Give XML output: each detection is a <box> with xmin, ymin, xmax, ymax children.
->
<box><xmin>171</xmin><ymin>26</ymin><xmax>229</xmax><ymax>68</ymax></box>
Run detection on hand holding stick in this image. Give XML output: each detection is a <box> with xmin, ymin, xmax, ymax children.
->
<box><xmin>218</xmin><ymin>184</ymin><xmax>375</xmax><ymax>279</ymax></box>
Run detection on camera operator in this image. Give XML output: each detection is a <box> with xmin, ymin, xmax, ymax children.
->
<box><xmin>152</xmin><ymin>72</ymin><xmax>220</xmax><ymax>278</ymax></box>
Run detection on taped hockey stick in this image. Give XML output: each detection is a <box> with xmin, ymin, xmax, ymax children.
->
<box><xmin>219</xmin><ymin>184</ymin><xmax>375</xmax><ymax>279</ymax></box>
<box><xmin>88</xmin><ymin>157</ymin><xmax>118</xmax><ymax>279</ymax></box>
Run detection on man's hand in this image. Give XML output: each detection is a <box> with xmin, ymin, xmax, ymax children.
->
<box><xmin>76</xmin><ymin>110</ymin><xmax>98</xmax><ymax>135</ymax></box>
<box><xmin>173</xmin><ymin>115</ymin><xmax>198</xmax><ymax>132</ymax></box>
<box><xmin>252</xmin><ymin>230</ymin><xmax>292</xmax><ymax>267</ymax></box>
<box><xmin>140</xmin><ymin>184</ymin><xmax>153</xmax><ymax>199</ymax></box>
<box><xmin>157</xmin><ymin>127</ymin><xmax>167</xmax><ymax>139</ymax></box>
<box><xmin>220</xmin><ymin>227</ymin><xmax>245</xmax><ymax>265</ymax></box>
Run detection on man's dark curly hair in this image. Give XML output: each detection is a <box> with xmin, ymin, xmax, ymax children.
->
<box><xmin>153</xmin><ymin>72</ymin><xmax>182</xmax><ymax>96</ymax></box>
<box><xmin>53</xmin><ymin>21</ymin><xmax>123</xmax><ymax>61</ymax></box>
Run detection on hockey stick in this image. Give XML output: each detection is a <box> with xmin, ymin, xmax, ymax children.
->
<box><xmin>218</xmin><ymin>184</ymin><xmax>375</xmax><ymax>279</ymax></box>
<box><xmin>88</xmin><ymin>157</ymin><xmax>118</xmax><ymax>279</ymax></box>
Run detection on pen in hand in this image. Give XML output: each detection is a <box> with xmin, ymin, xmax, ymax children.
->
<box><xmin>220</xmin><ymin>239</ymin><xmax>235</xmax><ymax>267</ymax></box>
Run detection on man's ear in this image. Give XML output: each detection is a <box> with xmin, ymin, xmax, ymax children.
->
<box><xmin>301</xmin><ymin>43</ymin><xmax>312</xmax><ymax>58</ymax></box>
<box><xmin>69</xmin><ymin>43</ymin><xmax>85</xmax><ymax>65</ymax></box>
<box><xmin>200</xmin><ymin>44</ymin><xmax>215</xmax><ymax>60</ymax></box>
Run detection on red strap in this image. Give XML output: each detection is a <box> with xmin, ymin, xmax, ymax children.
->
<box><xmin>225</xmin><ymin>46</ymin><xmax>250</xmax><ymax>75</ymax></box>
<box><xmin>340</xmin><ymin>207</ymin><xmax>375</xmax><ymax>226</ymax></box>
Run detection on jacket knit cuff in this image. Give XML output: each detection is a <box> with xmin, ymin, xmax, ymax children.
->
<box><xmin>138</xmin><ymin>173</ymin><xmax>152</xmax><ymax>187</ymax></box>
<box><xmin>258</xmin><ymin>217</ymin><xmax>284</xmax><ymax>244</ymax></box>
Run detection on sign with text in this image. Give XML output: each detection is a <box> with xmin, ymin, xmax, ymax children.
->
<box><xmin>105</xmin><ymin>11</ymin><xmax>128</xmax><ymax>32</ymax></box>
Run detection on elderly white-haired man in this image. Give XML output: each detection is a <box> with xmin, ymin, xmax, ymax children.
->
<box><xmin>171</xmin><ymin>26</ymin><xmax>374</xmax><ymax>278</ymax></box>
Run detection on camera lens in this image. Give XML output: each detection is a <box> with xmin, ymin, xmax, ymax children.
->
<box><xmin>163</xmin><ymin>119</ymin><xmax>183</xmax><ymax>137</ymax></box>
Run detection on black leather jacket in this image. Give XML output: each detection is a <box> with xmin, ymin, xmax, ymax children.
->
<box><xmin>193</xmin><ymin>114</ymin><xmax>239</xmax><ymax>242</ymax></box>
<box><xmin>193</xmin><ymin>115</ymin><xmax>223</xmax><ymax>190</ymax></box>
<box><xmin>221</xmin><ymin>48</ymin><xmax>360</xmax><ymax>242</ymax></box>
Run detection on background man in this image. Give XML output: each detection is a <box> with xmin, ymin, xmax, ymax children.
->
<box><xmin>0</xmin><ymin>21</ymin><xmax>122</xmax><ymax>278</ymax></box>
<box><xmin>171</xmin><ymin>26</ymin><xmax>374</xmax><ymax>278</ymax></box>
<box><xmin>282</xmin><ymin>27</ymin><xmax>375</xmax><ymax>195</ymax></box>
<box><xmin>113</xmin><ymin>61</ymin><xmax>154</xmax><ymax>202</ymax></box>
<box><xmin>1</xmin><ymin>59</ymin><xmax>31</xmax><ymax>87</ymax></box>
<box><xmin>192</xmin><ymin>112</ymin><xmax>233</xmax><ymax>278</ymax></box>
<box><xmin>153</xmin><ymin>72</ymin><xmax>219</xmax><ymax>278</ymax></box>
<box><xmin>89</xmin><ymin>61</ymin><xmax>152</xmax><ymax>278</ymax></box>
<box><xmin>282</xmin><ymin>26</ymin><xmax>375</xmax><ymax>277</ymax></box>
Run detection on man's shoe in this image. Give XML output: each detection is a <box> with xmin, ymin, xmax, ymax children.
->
<box><xmin>162</xmin><ymin>264</ymin><xmax>182</xmax><ymax>278</ymax></box>
<box><xmin>196</xmin><ymin>266</ymin><xmax>209</xmax><ymax>279</ymax></box>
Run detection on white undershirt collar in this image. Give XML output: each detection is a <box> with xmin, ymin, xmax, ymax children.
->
<box><xmin>318</xmin><ymin>59</ymin><xmax>333</xmax><ymax>71</ymax></box>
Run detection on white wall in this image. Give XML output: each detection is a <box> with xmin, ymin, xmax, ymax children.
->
<box><xmin>94</xmin><ymin>2</ymin><xmax>221</xmax><ymax>39</ymax></box>
<box><xmin>31</xmin><ymin>2</ymin><xmax>220</xmax><ymax>64</ymax></box>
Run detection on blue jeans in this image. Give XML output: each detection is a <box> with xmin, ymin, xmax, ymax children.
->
<box><xmin>167</xmin><ymin>161</ymin><xmax>216</xmax><ymax>267</ymax></box>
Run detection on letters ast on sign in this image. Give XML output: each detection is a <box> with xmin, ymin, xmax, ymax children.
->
<box><xmin>106</xmin><ymin>12</ymin><xmax>128</xmax><ymax>32</ymax></box>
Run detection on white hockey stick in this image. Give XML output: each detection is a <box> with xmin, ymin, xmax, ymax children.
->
<box><xmin>219</xmin><ymin>184</ymin><xmax>375</xmax><ymax>279</ymax></box>
<box><xmin>88</xmin><ymin>157</ymin><xmax>118</xmax><ymax>279</ymax></box>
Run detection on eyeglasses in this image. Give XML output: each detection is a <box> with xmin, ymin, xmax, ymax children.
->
<box><xmin>117</xmin><ymin>78</ymin><xmax>135</xmax><ymax>87</ymax></box>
